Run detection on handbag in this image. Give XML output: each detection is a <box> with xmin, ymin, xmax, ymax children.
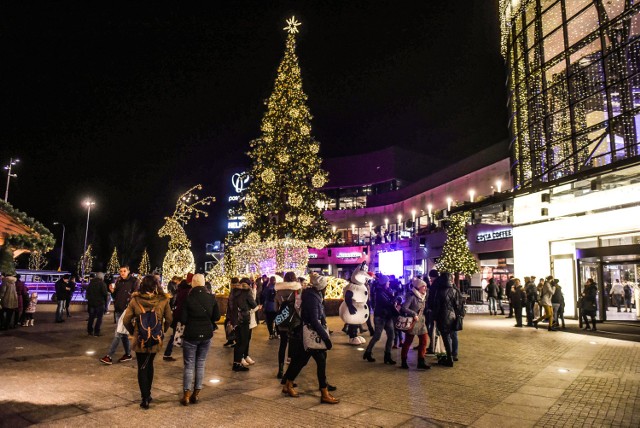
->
<box><xmin>302</xmin><ymin>324</ymin><xmax>328</xmax><ymax>351</ymax></box>
<box><xmin>116</xmin><ymin>312</ymin><xmax>129</xmax><ymax>335</ymax></box>
<box><xmin>433</xmin><ymin>329</ymin><xmax>446</xmax><ymax>355</ymax></box>
<box><xmin>173</xmin><ymin>322</ymin><xmax>185</xmax><ymax>347</ymax></box>
<box><xmin>455</xmin><ymin>315</ymin><xmax>463</xmax><ymax>331</ymax></box>
<box><xmin>394</xmin><ymin>315</ymin><xmax>416</xmax><ymax>332</ymax></box>
<box><xmin>224</xmin><ymin>319</ymin><xmax>236</xmax><ymax>341</ymax></box>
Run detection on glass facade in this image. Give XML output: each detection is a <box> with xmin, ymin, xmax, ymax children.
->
<box><xmin>500</xmin><ymin>0</ymin><xmax>640</xmax><ymax>188</ymax></box>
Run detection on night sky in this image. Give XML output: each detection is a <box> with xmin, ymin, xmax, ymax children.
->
<box><xmin>1</xmin><ymin>1</ymin><xmax>508</xmax><ymax>271</ymax></box>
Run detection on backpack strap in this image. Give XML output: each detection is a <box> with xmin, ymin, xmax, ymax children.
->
<box><xmin>136</xmin><ymin>298</ymin><xmax>146</xmax><ymax>314</ymax></box>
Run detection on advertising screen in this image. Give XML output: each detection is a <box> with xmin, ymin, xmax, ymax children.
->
<box><xmin>378</xmin><ymin>250</ymin><xmax>403</xmax><ymax>278</ymax></box>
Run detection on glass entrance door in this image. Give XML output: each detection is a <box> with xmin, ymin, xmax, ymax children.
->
<box><xmin>578</xmin><ymin>259</ymin><xmax>602</xmax><ymax>320</ymax></box>
<box><xmin>603</xmin><ymin>261</ymin><xmax>639</xmax><ymax>321</ymax></box>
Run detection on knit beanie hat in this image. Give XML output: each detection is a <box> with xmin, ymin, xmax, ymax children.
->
<box><xmin>310</xmin><ymin>273</ymin><xmax>328</xmax><ymax>290</ymax></box>
<box><xmin>412</xmin><ymin>278</ymin><xmax>427</xmax><ymax>289</ymax></box>
<box><xmin>192</xmin><ymin>274</ymin><xmax>205</xmax><ymax>287</ymax></box>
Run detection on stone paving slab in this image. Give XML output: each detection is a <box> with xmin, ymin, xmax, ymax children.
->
<box><xmin>1</xmin><ymin>315</ymin><xmax>639</xmax><ymax>427</ymax></box>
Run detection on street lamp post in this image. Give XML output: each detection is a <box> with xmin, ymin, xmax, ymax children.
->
<box><xmin>81</xmin><ymin>200</ymin><xmax>95</xmax><ymax>284</ymax></box>
<box><xmin>53</xmin><ymin>222</ymin><xmax>66</xmax><ymax>272</ymax></box>
<box><xmin>3</xmin><ymin>158</ymin><xmax>20</xmax><ymax>202</ymax></box>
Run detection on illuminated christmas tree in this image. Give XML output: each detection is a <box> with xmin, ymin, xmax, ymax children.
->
<box><xmin>158</xmin><ymin>185</ymin><xmax>214</xmax><ymax>280</ymax></box>
<box><xmin>28</xmin><ymin>251</ymin><xmax>48</xmax><ymax>271</ymax></box>
<box><xmin>138</xmin><ymin>248</ymin><xmax>150</xmax><ymax>276</ymax></box>
<box><xmin>107</xmin><ymin>247</ymin><xmax>119</xmax><ymax>273</ymax></box>
<box><xmin>229</xmin><ymin>16</ymin><xmax>331</xmax><ymax>275</ymax></box>
<box><xmin>436</xmin><ymin>213</ymin><xmax>478</xmax><ymax>280</ymax></box>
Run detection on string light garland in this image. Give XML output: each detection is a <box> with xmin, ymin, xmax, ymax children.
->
<box><xmin>138</xmin><ymin>248</ymin><xmax>151</xmax><ymax>276</ymax></box>
<box><xmin>107</xmin><ymin>247</ymin><xmax>119</xmax><ymax>274</ymax></box>
<box><xmin>159</xmin><ymin>185</ymin><xmax>214</xmax><ymax>279</ymax></box>
<box><xmin>28</xmin><ymin>251</ymin><xmax>48</xmax><ymax>271</ymax></box>
<box><xmin>77</xmin><ymin>244</ymin><xmax>94</xmax><ymax>277</ymax></box>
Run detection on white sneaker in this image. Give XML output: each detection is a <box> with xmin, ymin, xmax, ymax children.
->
<box><xmin>244</xmin><ymin>356</ymin><xmax>255</xmax><ymax>365</ymax></box>
<box><xmin>349</xmin><ymin>337</ymin><xmax>362</xmax><ymax>345</ymax></box>
<box><xmin>357</xmin><ymin>336</ymin><xmax>366</xmax><ymax>344</ymax></box>
<box><xmin>240</xmin><ymin>358</ymin><xmax>250</xmax><ymax>367</ymax></box>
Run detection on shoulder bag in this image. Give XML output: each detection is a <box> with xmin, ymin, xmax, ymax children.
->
<box><xmin>395</xmin><ymin>315</ymin><xmax>416</xmax><ymax>332</ymax></box>
<box><xmin>302</xmin><ymin>323</ymin><xmax>329</xmax><ymax>351</ymax></box>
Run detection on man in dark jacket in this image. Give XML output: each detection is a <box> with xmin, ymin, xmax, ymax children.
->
<box><xmin>229</xmin><ymin>277</ymin><xmax>257</xmax><ymax>371</ymax></box>
<box><xmin>86</xmin><ymin>272</ymin><xmax>108</xmax><ymax>336</ymax></box>
<box><xmin>505</xmin><ymin>276</ymin><xmax>515</xmax><ymax>318</ymax></box>
<box><xmin>510</xmin><ymin>279</ymin><xmax>526</xmax><ymax>327</ymax></box>
<box><xmin>363</xmin><ymin>274</ymin><xmax>398</xmax><ymax>364</ymax></box>
<box><xmin>99</xmin><ymin>266</ymin><xmax>138</xmax><ymax>365</ymax></box>
<box><xmin>425</xmin><ymin>269</ymin><xmax>439</xmax><ymax>354</ymax></box>
<box><xmin>524</xmin><ymin>276</ymin><xmax>538</xmax><ymax>327</ymax></box>
<box><xmin>54</xmin><ymin>274</ymin><xmax>71</xmax><ymax>323</ymax></box>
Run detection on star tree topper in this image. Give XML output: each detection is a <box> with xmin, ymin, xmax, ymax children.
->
<box><xmin>284</xmin><ymin>16</ymin><xmax>301</xmax><ymax>34</ymax></box>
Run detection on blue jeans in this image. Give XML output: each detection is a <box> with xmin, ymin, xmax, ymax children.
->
<box><xmin>108</xmin><ymin>311</ymin><xmax>131</xmax><ymax>356</ymax></box>
<box><xmin>55</xmin><ymin>300</ymin><xmax>66</xmax><ymax>322</ymax></box>
<box><xmin>450</xmin><ymin>330</ymin><xmax>458</xmax><ymax>357</ymax></box>
<box><xmin>366</xmin><ymin>316</ymin><xmax>394</xmax><ymax>354</ymax></box>
<box><xmin>183</xmin><ymin>339</ymin><xmax>211</xmax><ymax>391</ymax></box>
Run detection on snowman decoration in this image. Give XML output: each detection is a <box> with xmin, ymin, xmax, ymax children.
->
<box><xmin>339</xmin><ymin>262</ymin><xmax>372</xmax><ymax>345</ymax></box>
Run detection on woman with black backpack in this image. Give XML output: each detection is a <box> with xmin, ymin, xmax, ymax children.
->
<box><xmin>274</xmin><ymin>271</ymin><xmax>302</xmax><ymax>379</ymax></box>
<box><xmin>123</xmin><ymin>275</ymin><xmax>172</xmax><ymax>409</ymax></box>
<box><xmin>180</xmin><ymin>274</ymin><xmax>220</xmax><ymax>406</ymax></box>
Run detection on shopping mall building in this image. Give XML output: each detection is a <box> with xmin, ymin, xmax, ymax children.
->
<box><xmin>500</xmin><ymin>0</ymin><xmax>640</xmax><ymax>321</ymax></box>
<box><xmin>313</xmin><ymin>143</ymin><xmax>513</xmax><ymax>298</ymax></box>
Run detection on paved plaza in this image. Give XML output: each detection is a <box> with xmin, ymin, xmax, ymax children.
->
<box><xmin>1</xmin><ymin>309</ymin><xmax>639</xmax><ymax>428</ymax></box>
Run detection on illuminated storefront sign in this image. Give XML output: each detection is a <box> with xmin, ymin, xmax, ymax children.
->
<box><xmin>476</xmin><ymin>229</ymin><xmax>512</xmax><ymax>242</ymax></box>
<box><xmin>336</xmin><ymin>251</ymin><xmax>363</xmax><ymax>259</ymax></box>
<box><xmin>228</xmin><ymin>172</ymin><xmax>249</xmax><ymax>202</ymax></box>
<box><xmin>308</xmin><ymin>253</ymin><xmax>318</xmax><ymax>259</ymax></box>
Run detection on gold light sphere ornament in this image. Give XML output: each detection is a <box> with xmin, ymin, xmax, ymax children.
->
<box><xmin>301</xmin><ymin>125</ymin><xmax>310</xmax><ymax>135</ymax></box>
<box><xmin>246</xmin><ymin>232</ymin><xmax>261</xmax><ymax>245</ymax></box>
<box><xmin>277</xmin><ymin>153</ymin><xmax>290</xmax><ymax>163</ymax></box>
<box><xmin>299</xmin><ymin>214</ymin><xmax>313</xmax><ymax>226</ymax></box>
<box><xmin>289</xmin><ymin>108</ymin><xmax>299</xmax><ymax>118</ymax></box>
<box><xmin>285</xmin><ymin>212</ymin><xmax>295</xmax><ymax>222</ymax></box>
<box><xmin>284</xmin><ymin>16</ymin><xmax>302</xmax><ymax>34</ymax></box>
<box><xmin>311</xmin><ymin>173</ymin><xmax>326</xmax><ymax>188</ymax></box>
<box><xmin>261</xmin><ymin>168</ymin><xmax>276</xmax><ymax>184</ymax></box>
<box><xmin>264</xmin><ymin>135</ymin><xmax>273</xmax><ymax>143</ymax></box>
<box><xmin>261</xmin><ymin>122</ymin><xmax>274</xmax><ymax>133</ymax></box>
<box><xmin>310</xmin><ymin>143</ymin><xmax>319</xmax><ymax>154</ymax></box>
<box><xmin>288</xmin><ymin>193</ymin><xmax>302</xmax><ymax>207</ymax></box>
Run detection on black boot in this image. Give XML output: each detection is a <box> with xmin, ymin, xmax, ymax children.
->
<box><xmin>363</xmin><ymin>351</ymin><xmax>376</xmax><ymax>362</ymax></box>
<box><xmin>277</xmin><ymin>363</ymin><xmax>284</xmax><ymax>379</ymax></box>
<box><xmin>400</xmin><ymin>359</ymin><xmax>409</xmax><ymax>369</ymax></box>
<box><xmin>417</xmin><ymin>358</ymin><xmax>431</xmax><ymax>370</ymax></box>
<box><xmin>384</xmin><ymin>352</ymin><xmax>396</xmax><ymax>365</ymax></box>
<box><xmin>441</xmin><ymin>356</ymin><xmax>454</xmax><ymax>367</ymax></box>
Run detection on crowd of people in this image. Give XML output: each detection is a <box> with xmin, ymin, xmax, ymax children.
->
<box><xmin>9</xmin><ymin>264</ymin><xmax>628</xmax><ymax>410</ymax></box>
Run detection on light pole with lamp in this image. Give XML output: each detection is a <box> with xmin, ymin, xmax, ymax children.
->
<box><xmin>3</xmin><ymin>158</ymin><xmax>20</xmax><ymax>202</ymax></box>
<box><xmin>81</xmin><ymin>200</ymin><xmax>95</xmax><ymax>285</ymax></box>
<box><xmin>53</xmin><ymin>222</ymin><xmax>66</xmax><ymax>272</ymax></box>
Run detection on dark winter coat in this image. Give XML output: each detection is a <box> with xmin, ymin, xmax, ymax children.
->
<box><xmin>15</xmin><ymin>279</ymin><xmax>28</xmax><ymax>313</ymax></box>
<box><xmin>171</xmin><ymin>280</ymin><xmax>192</xmax><ymax>328</ymax></box>
<box><xmin>123</xmin><ymin>291</ymin><xmax>172</xmax><ymax>354</ymax></box>
<box><xmin>525</xmin><ymin>281</ymin><xmax>538</xmax><ymax>303</ymax></box>
<box><xmin>181</xmin><ymin>286</ymin><xmax>220</xmax><ymax>341</ymax></box>
<box><xmin>86</xmin><ymin>278</ymin><xmax>109</xmax><ymax>308</ymax></box>
<box><xmin>432</xmin><ymin>276</ymin><xmax>461</xmax><ymax>333</ymax></box>
<box><xmin>111</xmin><ymin>275</ymin><xmax>139</xmax><ymax>313</ymax></box>
<box><xmin>0</xmin><ymin>276</ymin><xmax>18</xmax><ymax>309</ymax></box>
<box><xmin>581</xmin><ymin>283</ymin><xmax>598</xmax><ymax>314</ymax></box>
<box><xmin>227</xmin><ymin>284</ymin><xmax>257</xmax><ymax>327</ymax></box>
<box><xmin>486</xmin><ymin>281</ymin><xmax>499</xmax><ymax>299</ymax></box>
<box><xmin>551</xmin><ymin>285</ymin><xmax>565</xmax><ymax>306</ymax></box>
<box><xmin>54</xmin><ymin>279</ymin><xmax>70</xmax><ymax>301</ymax></box>
<box><xmin>301</xmin><ymin>287</ymin><xmax>330</xmax><ymax>345</ymax></box>
<box><xmin>67</xmin><ymin>280</ymin><xmax>77</xmax><ymax>302</ymax></box>
<box><xmin>373</xmin><ymin>286</ymin><xmax>398</xmax><ymax>319</ymax></box>
<box><xmin>510</xmin><ymin>288</ymin><xmax>526</xmax><ymax>309</ymax></box>
<box><xmin>261</xmin><ymin>281</ymin><xmax>276</xmax><ymax>313</ymax></box>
